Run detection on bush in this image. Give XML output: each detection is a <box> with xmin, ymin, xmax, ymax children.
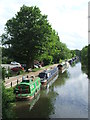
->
<box><xmin>5</xmin><ymin>68</ymin><xmax>12</xmax><ymax>78</ymax></box>
<box><xmin>2</xmin><ymin>83</ymin><xmax>16</xmax><ymax>119</ymax></box>
<box><xmin>59</xmin><ymin>59</ymin><xmax>63</xmax><ymax>63</ymax></box>
<box><xmin>43</xmin><ymin>56</ymin><xmax>53</xmax><ymax>66</ymax></box>
<box><xmin>2</xmin><ymin>67</ymin><xmax>6</xmax><ymax>80</ymax></box>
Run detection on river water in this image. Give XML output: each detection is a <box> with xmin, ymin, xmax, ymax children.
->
<box><xmin>14</xmin><ymin>62</ymin><xmax>88</xmax><ymax>118</ymax></box>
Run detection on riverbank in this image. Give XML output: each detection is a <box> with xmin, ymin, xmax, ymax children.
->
<box><xmin>4</xmin><ymin>64</ymin><xmax>58</xmax><ymax>88</ymax></box>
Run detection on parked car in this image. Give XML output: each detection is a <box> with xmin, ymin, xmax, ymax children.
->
<box><xmin>34</xmin><ymin>64</ymin><xmax>39</xmax><ymax>68</ymax></box>
<box><xmin>11</xmin><ymin>61</ymin><xmax>21</xmax><ymax>65</ymax></box>
<box><xmin>11</xmin><ymin>66</ymin><xmax>24</xmax><ymax>72</ymax></box>
<box><xmin>34</xmin><ymin>63</ymin><xmax>42</xmax><ymax>68</ymax></box>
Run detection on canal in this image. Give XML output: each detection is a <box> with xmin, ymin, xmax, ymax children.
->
<box><xmin>14</xmin><ymin>62</ymin><xmax>88</xmax><ymax>118</ymax></box>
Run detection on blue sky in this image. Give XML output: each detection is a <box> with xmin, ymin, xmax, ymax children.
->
<box><xmin>0</xmin><ymin>0</ymin><xmax>89</xmax><ymax>50</ymax></box>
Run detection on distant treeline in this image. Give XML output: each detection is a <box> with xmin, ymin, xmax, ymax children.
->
<box><xmin>74</xmin><ymin>44</ymin><xmax>89</xmax><ymax>78</ymax></box>
<box><xmin>73</xmin><ymin>45</ymin><xmax>89</xmax><ymax>67</ymax></box>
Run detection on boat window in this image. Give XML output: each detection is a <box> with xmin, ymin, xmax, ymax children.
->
<box><xmin>16</xmin><ymin>84</ymin><xmax>30</xmax><ymax>94</ymax></box>
<box><xmin>39</xmin><ymin>73</ymin><xmax>46</xmax><ymax>78</ymax></box>
<box><xmin>58</xmin><ymin>64</ymin><xmax>62</xmax><ymax>67</ymax></box>
<box><xmin>22</xmin><ymin>80</ymin><xmax>30</xmax><ymax>83</ymax></box>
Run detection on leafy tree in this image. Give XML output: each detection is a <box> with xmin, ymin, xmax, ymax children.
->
<box><xmin>74</xmin><ymin>49</ymin><xmax>81</xmax><ymax>60</ymax></box>
<box><xmin>40</xmin><ymin>30</ymin><xmax>61</xmax><ymax>64</ymax></box>
<box><xmin>81</xmin><ymin>44</ymin><xmax>90</xmax><ymax>78</ymax></box>
<box><xmin>1</xmin><ymin>5</ymin><xmax>52</xmax><ymax>69</ymax></box>
<box><xmin>70</xmin><ymin>50</ymin><xmax>76</xmax><ymax>57</ymax></box>
<box><xmin>39</xmin><ymin>29</ymin><xmax>72</xmax><ymax>64</ymax></box>
<box><xmin>0</xmin><ymin>47</ymin><xmax>2</xmax><ymax>66</ymax></box>
<box><xmin>1</xmin><ymin>5</ymin><xmax>74</xmax><ymax>68</ymax></box>
<box><xmin>81</xmin><ymin>45</ymin><xmax>88</xmax><ymax>66</ymax></box>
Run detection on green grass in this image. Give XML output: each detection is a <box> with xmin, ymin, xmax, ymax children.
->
<box><xmin>43</xmin><ymin>64</ymin><xmax>53</xmax><ymax>68</ymax></box>
<box><xmin>32</xmin><ymin>68</ymin><xmax>43</xmax><ymax>72</ymax></box>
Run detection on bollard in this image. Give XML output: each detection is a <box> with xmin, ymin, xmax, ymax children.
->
<box><xmin>27</xmin><ymin>75</ymin><xmax>29</xmax><ymax>78</ymax></box>
<box><xmin>17</xmin><ymin>79</ymin><xmax>18</xmax><ymax>84</ymax></box>
<box><xmin>11</xmin><ymin>82</ymin><xmax>12</xmax><ymax>87</ymax></box>
<box><xmin>8</xmin><ymin>75</ymin><xmax>9</xmax><ymax>79</ymax></box>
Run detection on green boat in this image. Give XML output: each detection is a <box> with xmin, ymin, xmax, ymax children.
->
<box><xmin>14</xmin><ymin>76</ymin><xmax>41</xmax><ymax>100</ymax></box>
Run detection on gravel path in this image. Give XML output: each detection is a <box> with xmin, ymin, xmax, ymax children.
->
<box><xmin>4</xmin><ymin>64</ymin><xmax>58</xmax><ymax>88</ymax></box>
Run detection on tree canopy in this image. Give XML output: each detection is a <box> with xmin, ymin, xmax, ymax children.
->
<box><xmin>1</xmin><ymin>5</ymin><xmax>74</xmax><ymax>69</ymax></box>
<box><xmin>1</xmin><ymin>5</ymin><xmax>52</xmax><ymax>68</ymax></box>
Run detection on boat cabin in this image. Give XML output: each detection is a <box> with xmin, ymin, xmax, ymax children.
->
<box><xmin>14</xmin><ymin>76</ymin><xmax>41</xmax><ymax>100</ymax></box>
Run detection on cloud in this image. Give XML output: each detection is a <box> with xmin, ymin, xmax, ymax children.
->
<box><xmin>0</xmin><ymin>0</ymin><xmax>88</xmax><ymax>50</ymax></box>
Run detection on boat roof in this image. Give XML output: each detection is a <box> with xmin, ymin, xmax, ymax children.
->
<box><xmin>41</xmin><ymin>67</ymin><xmax>57</xmax><ymax>74</ymax></box>
<box><xmin>17</xmin><ymin>77</ymin><xmax>40</xmax><ymax>86</ymax></box>
<box><xmin>60</xmin><ymin>62</ymin><xmax>66</xmax><ymax>65</ymax></box>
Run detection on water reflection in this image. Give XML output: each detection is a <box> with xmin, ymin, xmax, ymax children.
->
<box><xmin>50</xmin><ymin>62</ymin><xmax>88</xmax><ymax>118</ymax></box>
<box><xmin>54</xmin><ymin>71</ymin><xmax>69</xmax><ymax>87</ymax></box>
<box><xmin>81</xmin><ymin>65</ymin><xmax>90</xmax><ymax>79</ymax></box>
<box><xmin>14</xmin><ymin>93</ymin><xmax>40</xmax><ymax>118</ymax></box>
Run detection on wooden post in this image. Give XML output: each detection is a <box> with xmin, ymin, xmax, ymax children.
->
<box><xmin>11</xmin><ymin>82</ymin><xmax>12</xmax><ymax>87</ymax></box>
<box><xmin>17</xmin><ymin>79</ymin><xmax>18</xmax><ymax>84</ymax></box>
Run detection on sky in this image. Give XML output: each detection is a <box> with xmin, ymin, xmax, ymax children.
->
<box><xmin>0</xmin><ymin>0</ymin><xmax>89</xmax><ymax>50</ymax></box>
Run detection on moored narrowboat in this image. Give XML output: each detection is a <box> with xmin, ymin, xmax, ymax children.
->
<box><xmin>68</xmin><ymin>59</ymin><xmax>73</xmax><ymax>65</ymax></box>
<box><xmin>38</xmin><ymin>67</ymin><xmax>58</xmax><ymax>88</ymax></box>
<box><xmin>57</xmin><ymin>61</ymin><xmax>69</xmax><ymax>73</ymax></box>
<box><xmin>14</xmin><ymin>76</ymin><xmax>41</xmax><ymax>100</ymax></box>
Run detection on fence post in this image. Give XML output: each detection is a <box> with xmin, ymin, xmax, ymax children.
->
<box><xmin>11</xmin><ymin>82</ymin><xmax>12</xmax><ymax>87</ymax></box>
<box><xmin>17</xmin><ymin>79</ymin><xmax>18</xmax><ymax>84</ymax></box>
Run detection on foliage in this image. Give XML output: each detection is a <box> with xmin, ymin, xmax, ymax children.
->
<box><xmin>70</xmin><ymin>50</ymin><xmax>76</xmax><ymax>57</ymax></box>
<box><xmin>39</xmin><ymin>30</ymin><xmax>72</xmax><ymax>64</ymax></box>
<box><xmin>2</xmin><ymin>67</ymin><xmax>6</xmax><ymax>80</ymax></box>
<box><xmin>0</xmin><ymin>47</ymin><xmax>2</xmax><ymax>64</ymax></box>
<box><xmin>81</xmin><ymin>45</ymin><xmax>88</xmax><ymax>66</ymax></box>
<box><xmin>32</xmin><ymin>68</ymin><xmax>42</xmax><ymax>72</ymax></box>
<box><xmin>74</xmin><ymin>49</ymin><xmax>81</xmax><ymax>59</ymax></box>
<box><xmin>2</xmin><ymin>47</ymin><xmax>14</xmax><ymax>64</ymax></box>
<box><xmin>1</xmin><ymin>5</ymin><xmax>52</xmax><ymax>69</ymax></box>
<box><xmin>1</xmin><ymin>5</ymin><xmax>74</xmax><ymax>69</ymax></box>
<box><xmin>81</xmin><ymin>44</ymin><xmax>90</xmax><ymax>78</ymax></box>
<box><xmin>59</xmin><ymin>59</ymin><xmax>63</xmax><ymax>63</ymax></box>
<box><xmin>2</xmin><ymin>83</ymin><xmax>16</xmax><ymax>119</ymax></box>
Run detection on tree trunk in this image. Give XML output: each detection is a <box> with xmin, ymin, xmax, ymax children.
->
<box><xmin>26</xmin><ymin>57</ymin><xmax>33</xmax><ymax>71</ymax></box>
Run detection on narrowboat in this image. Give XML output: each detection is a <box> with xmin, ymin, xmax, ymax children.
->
<box><xmin>38</xmin><ymin>67</ymin><xmax>58</xmax><ymax>88</ymax></box>
<box><xmin>57</xmin><ymin>61</ymin><xmax>69</xmax><ymax>73</ymax></box>
<box><xmin>68</xmin><ymin>59</ymin><xmax>73</xmax><ymax>65</ymax></box>
<box><xmin>14</xmin><ymin>76</ymin><xmax>41</xmax><ymax>100</ymax></box>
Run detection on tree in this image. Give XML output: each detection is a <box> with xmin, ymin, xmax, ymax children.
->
<box><xmin>81</xmin><ymin>44</ymin><xmax>90</xmax><ymax>78</ymax></box>
<box><xmin>81</xmin><ymin>45</ymin><xmax>88</xmax><ymax>66</ymax></box>
<box><xmin>74</xmin><ymin>49</ymin><xmax>81</xmax><ymax>60</ymax></box>
<box><xmin>1</xmin><ymin>5</ymin><xmax>52</xmax><ymax>70</ymax></box>
<box><xmin>39</xmin><ymin>29</ymin><xmax>72</xmax><ymax>64</ymax></box>
<box><xmin>70</xmin><ymin>50</ymin><xmax>76</xmax><ymax>57</ymax></box>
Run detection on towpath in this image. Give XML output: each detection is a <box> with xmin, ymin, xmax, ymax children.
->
<box><xmin>4</xmin><ymin>64</ymin><xmax>58</xmax><ymax>88</ymax></box>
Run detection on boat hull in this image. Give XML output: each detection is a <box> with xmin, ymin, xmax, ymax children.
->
<box><xmin>16</xmin><ymin>88</ymin><xmax>40</xmax><ymax>101</ymax></box>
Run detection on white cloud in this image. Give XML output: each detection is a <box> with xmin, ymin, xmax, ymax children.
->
<box><xmin>0</xmin><ymin>0</ymin><xmax>88</xmax><ymax>50</ymax></box>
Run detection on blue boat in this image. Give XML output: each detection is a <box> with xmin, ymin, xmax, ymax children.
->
<box><xmin>38</xmin><ymin>67</ymin><xmax>58</xmax><ymax>88</ymax></box>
